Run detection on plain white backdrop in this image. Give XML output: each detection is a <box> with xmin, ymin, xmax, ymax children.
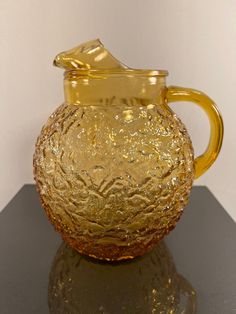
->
<box><xmin>0</xmin><ymin>0</ymin><xmax>235</xmax><ymax>219</ymax></box>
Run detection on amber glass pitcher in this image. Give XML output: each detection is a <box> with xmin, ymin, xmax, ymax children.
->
<box><xmin>33</xmin><ymin>39</ymin><xmax>223</xmax><ymax>261</ymax></box>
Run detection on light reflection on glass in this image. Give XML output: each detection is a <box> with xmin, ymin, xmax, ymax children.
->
<box><xmin>94</xmin><ymin>51</ymin><xmax>108</xmax><ymax>62</ymax></box>
<box><xmin>149</xmin><ymin>77</ymin><xmax>157</xmax><ymax>85</ymax></box>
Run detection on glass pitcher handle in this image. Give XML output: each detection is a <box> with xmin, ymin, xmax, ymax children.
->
<box><xmin>166</xmin><ymin>86</ymin><xmax>224</xmax><ymax>179</ymax></box>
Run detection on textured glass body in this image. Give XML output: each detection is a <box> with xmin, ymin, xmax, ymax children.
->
<box><xmin>34</xmin><ymin>98</ymin><xmax>194</xmax><ymax>260</ymax></box>
<box><xmin>33</xmin><ymin>40</ymin><xmax>223</xmax><ymax>261</ymax></box>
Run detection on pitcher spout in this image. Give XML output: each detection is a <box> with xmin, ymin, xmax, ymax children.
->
<box><xmin>53</xmin><ymin>38</ymin><xmax>128</xmax><ymax>71</ymax></box>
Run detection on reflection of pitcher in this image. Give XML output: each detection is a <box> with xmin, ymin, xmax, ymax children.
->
<box><xmin>48</xmin><ymin>241</ymin><xmax>196</xmax><ymax>314</ymax></box>
<box><xmin>34</xmin><ymin>39</ymin><xmax>223</xmax><ymax>261</ymax></box>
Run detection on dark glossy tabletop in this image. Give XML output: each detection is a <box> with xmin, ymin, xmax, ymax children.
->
<box><xmin>0</xmin><ymin>185</ymin><xmax>235</xmax><ymax>314</ymax></box>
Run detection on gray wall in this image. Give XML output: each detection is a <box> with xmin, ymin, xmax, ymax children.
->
<box><xmin>0</xmin><ymin>0</ymin><xmax>234</xmax><ymax>219</ymax></box>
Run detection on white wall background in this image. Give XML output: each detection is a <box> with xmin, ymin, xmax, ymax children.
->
<box><xmin>0</xmin><ymin>0</ymin><xmax>235</xmax><ymax>219</ymax></box>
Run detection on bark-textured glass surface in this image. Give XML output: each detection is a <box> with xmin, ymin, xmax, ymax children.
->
<box><xmin>33</xmin><ymin>39</ymin><xmax>223</xmax><ymax>261</ymax></box>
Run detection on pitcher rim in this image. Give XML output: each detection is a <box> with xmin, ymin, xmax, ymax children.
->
<box><xmin>64</xmin><ymin>69</ymin><xmax>168</xmax><ymax>79</ymax></box>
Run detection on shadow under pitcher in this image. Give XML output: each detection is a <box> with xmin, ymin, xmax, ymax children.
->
<box><xmin>33</xmin><ymin>39</ymin><xmax>224</xmax><ymax>261</ymax></box>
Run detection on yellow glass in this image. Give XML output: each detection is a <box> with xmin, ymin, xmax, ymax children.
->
<box><xmin>166</xmin><ymin>86</ymin><xmax>224</xmax><ymax>178</ymax></box>
<box><xmin>33</xmin><ymin>39</ymin><xmax>223</xmax><ymax>261</ymax></box>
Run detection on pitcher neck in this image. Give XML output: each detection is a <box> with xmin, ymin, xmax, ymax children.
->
<box><xmin>63</xmin><ymin>70</ymin><xmax>167</xmax><ymax>106</ymax></box>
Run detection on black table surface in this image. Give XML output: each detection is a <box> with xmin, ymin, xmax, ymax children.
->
<box><xmin>0</xmin><ymin>185</ymin><xmax>235</xmax><ymax>314</ymax></box>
